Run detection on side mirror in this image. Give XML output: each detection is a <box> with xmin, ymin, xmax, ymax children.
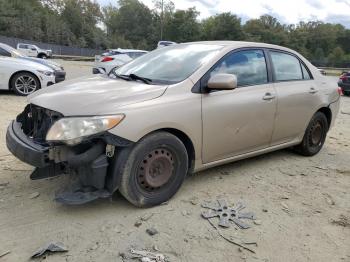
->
<box><xmin>207</xmin><ymin>73</ymin><xmax>237</xmax><ymax>91</ymax></box>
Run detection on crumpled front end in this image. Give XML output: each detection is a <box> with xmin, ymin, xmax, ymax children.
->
<box><xmin>6</xmin><ymin>104</ymin><xmax>133</xmax><ymax>205</ymax></box>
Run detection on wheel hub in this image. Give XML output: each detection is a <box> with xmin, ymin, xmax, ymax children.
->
<box><xmin>138</xmin><ymin>149</ymin><xmax>174</xmax><ymax>191</ymax></box>
<box><xmin>311</xmin><ymin>122</ymin><xmax>322</xmax><ymax>145</ymax></box>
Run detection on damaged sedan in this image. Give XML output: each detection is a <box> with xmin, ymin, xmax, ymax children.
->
<box><xmin>6</xmin><ymin>41</ymin><xmax>341</xmax><ymax>207</ymax></box>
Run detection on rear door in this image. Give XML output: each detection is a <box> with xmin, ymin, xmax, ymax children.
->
<box><xmin>202</xmin><ymin>49</ymin><xmax>277</xmax><ymax>163</ymax></box>
<box><xmin>268</xmin><ymin>50</ymin><xmax>321</xmax><ymax>145</ymax></box>
<box><xmin>17</xmin><ymin>44</ymin><xmax>29</xmax><ymax>56</ymax></box>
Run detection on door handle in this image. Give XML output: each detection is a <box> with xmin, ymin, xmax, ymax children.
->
<box><xmin>263</xmin><ymin>93</ymin><xmax>276</xmax><ymax>100</ymax></box>
<box><xmin>309</xmin><ymin>87</ymin><xmax>318</xmax><ymax>94</ymax></box>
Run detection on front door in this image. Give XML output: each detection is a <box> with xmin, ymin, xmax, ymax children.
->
<box><xmin>202</xmin><ymin>49</ymin><xmax>277</xmax><ymax>163</ymax></box>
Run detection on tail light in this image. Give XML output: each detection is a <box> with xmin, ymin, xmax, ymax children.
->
<box><xmin>101</xmin><ymin>56</ymin><xmax>114</xmax><ymax>62</ymax></box>
<box><xmin>338</xmin><ymin>87</ymin><xmax>343</xmax><ymax>96</ymax></box>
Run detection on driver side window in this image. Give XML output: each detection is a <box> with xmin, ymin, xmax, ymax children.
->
<box><xmin>210</xmin><ymin>49</ymin><xmax>268</xmax><ymax>87</ymax></box>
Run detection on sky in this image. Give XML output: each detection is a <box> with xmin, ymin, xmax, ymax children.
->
<box><xmin>97</xmin><ymin>0</ymin><xmax>350</xmax><ymax>28</ymax></box>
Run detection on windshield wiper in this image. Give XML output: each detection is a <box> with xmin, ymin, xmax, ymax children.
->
<box><xmin>128</xmin><ymin>74</ymin><xmax>152</xmax><ymax>85</ymax></box>
<box><xmin>111</xmin><ymin>72</ymin><xmax>152</xmax><ymax>84</ymax></box>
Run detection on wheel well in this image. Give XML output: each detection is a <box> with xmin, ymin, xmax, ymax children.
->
<box><xmin>317</xmin><ymin>107</ymin><xmax>332</xmax><ymax>129</ymax></box>
<box><xmin>157</xmin><ymin>128</ymin><xmax>196</xmax><ymax>173</ymax></box>
<box><xmin>8</xmin><ymin>71</ymin><xmax>41</xmax><ymax>90</ymax></box>
<box><xmin>37</xmin><ymin>53</ymin><xmax>46</xmax><ymax>57</ymax></box>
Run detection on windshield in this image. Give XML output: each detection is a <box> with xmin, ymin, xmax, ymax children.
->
<box><xmin>0</xmin><ymin>43</ymin><xmax>24</xmax><ymax>57</ymax></box>
<box><xmin>113</xmin><ymin>44</ymin><xmax>223</xmax><ymax>84</ymax></box>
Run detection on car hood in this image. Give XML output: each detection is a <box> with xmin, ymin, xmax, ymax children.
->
<box><xmin>28</xmin><ymin>75</ymin><xmax>167</xmax><ymax>116</ymax></box>
<box><xmin>18</xmin><ymin>56</ymin><xmax>63</xmax><ymax>71</ymax></box>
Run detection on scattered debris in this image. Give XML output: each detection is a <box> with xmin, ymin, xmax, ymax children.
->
<box><xmin>254</xmin><ymin>220</ymin><xmax>262</xmax><ymax>225</ymax></box>
<box><xmin>262</xmin><ymin>208</ymin><xmax>268</xmax><ymax>213</ymax></box>
<box><xmin>31</xmin><ymin>242</ymin><xmax>68</xmax><ymax>258</ymax></box>
<box><xmin>312</xmin><ymin>166</ymin><xmax>328</xmax><ymax>171</ymax></box>
<box><xmin>141</xmin><ymin>213</ymin><xmax>154</xmax><ymax>222</ymax></box>
<box><xmin>181</xmin><ymin>210</ymin><xmax>191</xmax><ymax>216</ymax></box>
<box><xmin>336</xmin><ymin>168</ymin><xmax>350</xmax><ymax>175</ymax></box>
<box><xmin>341</xmin><ymin>111</ymin><xmax>350</xmax><ymax>115</ymax></box>
<box><xmin>135</xmin><ymin>221</ymin><xmax>142</xmax><ymax>227</ymax></box>
<box><xmin>331</xmin><ymin>215</ymin><xmax>350</xmax><ymax>228</ymax></box>
<box><xmin>29</xmin><ymin>192</ymin><xmax>40</xmax><ymax>199</ymax></box>
<box><xmin>206</xmin><ymin>218</ymin><xmax>256</xmax><ymax>254</ymax></box>
<box><xmin>0</xmin><ymin>182</ymin><xmax>9</xmax><ymax>187</ymax></box>
<box><xmin>130</xmin><ymin>249</ymin><xmax>165</xmax><ymax>262</ymax></box>
<box><xmin>323</xmin><ymin>193</ymin><xmax>335</xmax><ymax>206</ymax></box>
<box><xmin>201</xmin><ymin>199</ymin><xmax>255</xmax><ymax>229</ymax></box>
<box><xmin>281</xmin><ymin>202</ymin><xmax>290</xmax><ymax>214</ymax></box>
<box><xmin>146</xmin><ymin>228</ymin><xmax>159</xmax><ymax>236</ymax></box>
<box><xmin>0</xmin><ymin>250</ymin><xmax>11</xmax><ymax>258</ymax></box>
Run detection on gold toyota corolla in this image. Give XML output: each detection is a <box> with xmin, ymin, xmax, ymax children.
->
<box><xmin>6</xmin><ymin>41</ymin><xmax>341</xmax><ymax>207</ymax></box>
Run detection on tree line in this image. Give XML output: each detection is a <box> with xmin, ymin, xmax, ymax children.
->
<box><xmin>0</xmin><ymin>0</ymin><xmax>349</xmax><ymax>66</ymax></box>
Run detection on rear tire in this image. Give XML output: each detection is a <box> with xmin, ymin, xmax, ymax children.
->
<box><xmin>343</xmin><ymin>91</ymin><xmax>350</xmax><ymax>96</ymax></box>
<box><xmin>294</xmin><ymin>112</ymin><xmax>328</xmax><ymax>156</ymax></box>
<box><xmin>38</xmin><ymin>53</ymin><xmax>47</xmax><ymax>59</ymax></box>
<box><xmin>11</xmin><ymin>72</ymin><xmax>40</xmax><ymax>96</ymax></box>
<box><xmin>117</xmin><ymin>132</ymin><xmax>188</xmax><ymax>207</ymax></box>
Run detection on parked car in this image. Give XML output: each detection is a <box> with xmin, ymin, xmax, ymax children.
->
<box><xmin>93</xmin><ymin>48</ymin><xmax>147</xmax><ymax>75</ymax></box>
<box><xmin>338</xmin><ymin>71</ymin><xmax>350</xmax><ymax>96</ymax></box>
<box><xmin>6</xmin><ymin>41</ymin><xmax>340</xmax><ymax>207</ymax></box>
<box><xmin>0</xmin><ymin>43</ymin><xmax>65</xmax><ymax>83</ymax></box>
<box><xmin>0</xmin><ymin>53</ymin><xmax>56</xmax><ymax>96</ymax></box>
<box><xmin>17</xmin><ymin>43</ymin><xmax>52</xmax><ymax>59</ymax></box>
<box><xmin>157</xmin><ymin>40</ymin><xmax>177</xmax><ymax>48</ymax></box>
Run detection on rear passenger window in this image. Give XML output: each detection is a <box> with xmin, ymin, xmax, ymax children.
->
<box><xmin>270</xmin><ymin>51</ymin><xmax>303</xmax><ymax>81</ymax></box>
<box><xmin>301</xmin><ymin>63</ymin><xmax>312</xmax><ymax>80</ymax></box>
<box><xmin>210</xmin><ymin>49</ymin><xmax>268</xmax><ymax>86</ymax></box>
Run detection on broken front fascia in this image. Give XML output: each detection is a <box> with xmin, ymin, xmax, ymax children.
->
<box><xmin>6</xmin><ymin>105</ymin><xmax>133</xmax><ymax>204</ymax></box>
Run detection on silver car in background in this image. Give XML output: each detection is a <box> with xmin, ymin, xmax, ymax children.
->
<box><xmin>93</xmin><ymin>48</ymin><xmax>147</xmax><ymax>74</ymax></box>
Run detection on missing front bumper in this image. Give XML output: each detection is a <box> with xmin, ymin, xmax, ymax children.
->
<box><xmin>6</xmin><ymin>120</ymin><xmax>133</xmax><ymax>205</ymax></box>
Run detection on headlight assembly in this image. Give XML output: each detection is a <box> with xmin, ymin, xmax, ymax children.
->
<box><xmin>37</xmin><ymin>70</ymin><xmax>54</xmax><ymax>76</ymax></box>
<box><xmin>46</xmin><ymin>115</ymin><xmax>125</xmax><ymax>145</ymax></box>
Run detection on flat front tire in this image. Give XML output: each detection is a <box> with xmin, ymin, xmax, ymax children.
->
<box><xmin>294</xmin><ymin>112</ymin><xmax>328</xmax><ymax>156</ymax></box>
<box><xmin>118</xmin><ymin>132</ymin><xmax>188</xmax><ymax>207</ymax></box>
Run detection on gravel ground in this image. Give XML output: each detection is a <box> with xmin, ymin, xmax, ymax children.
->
<box><xmin>0</xmin><ymin>61</ymin><xmax>349</xmax><ymax>262</ymax></box>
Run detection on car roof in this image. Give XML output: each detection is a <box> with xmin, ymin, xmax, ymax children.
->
<box><xmin>183</xmin><ymin>41</ymin><xmax>298</xmax><ymax>54</ymax></box>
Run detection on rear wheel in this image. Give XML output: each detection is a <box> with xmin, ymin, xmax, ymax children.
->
<box><xmin>294</xmin><ymin>112</ymin><xmax>328</xmax><ymax>156</ymax></box>
<box><xmin>343</xmin><ymin>91</ymin><xmax>350</xmax><ymax>96</ymax></box>
<box><xmin>11</xmin><ymin>72</ymin><xmax>40</xmax><ymax>96</ymax></box>
<box><xmin>118</xmin><ymin>132</ymin><xmax>188</xmax><ymax>207</ymax></box>
<box><xmin>38</xmin><ymin>53</ymin><xmax>47</xmax><ymax>59</ymax></box>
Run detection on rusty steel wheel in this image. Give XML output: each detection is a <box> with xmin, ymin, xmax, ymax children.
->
<box><xmin>117</xmin><ymin>132</ymin><xmax>189</xmax><ymax>207</ymax></box>
<box><xmin>137</xmin><ymin>148</ymin><xmax>175</xmax><ymax>192</ymax></box>
<box><xmin>294</xmin><ymin>112</ymin><xmax>328</xmax><ymax>156</ymax></box>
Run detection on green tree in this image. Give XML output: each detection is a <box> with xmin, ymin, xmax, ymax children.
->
<box><xmin>202</xmin><ymin>13</ymin><xmax>243</xmax><ymax>40</ymax></box>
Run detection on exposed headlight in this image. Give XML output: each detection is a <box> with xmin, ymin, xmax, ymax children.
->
<box><xmin>46</xmin><ymin>115</ymin><xmax>125</xmax><ymax>145</ymax></box>
<box><xmin>37</xmin><ymin>70</ymin><xmax>54</xmax><ymax>76</ymax></box>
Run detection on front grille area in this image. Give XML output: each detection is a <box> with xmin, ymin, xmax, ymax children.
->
<box><xmin>16</xmin><ymin>104</ymin><xmax>63</xmax><ymax>144</ymax></box>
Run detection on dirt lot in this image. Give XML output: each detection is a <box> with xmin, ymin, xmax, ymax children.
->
<box><xmin>0</xmin><ymin>61</ymin><xmax>349</xmax><ymax>262</ymax></box>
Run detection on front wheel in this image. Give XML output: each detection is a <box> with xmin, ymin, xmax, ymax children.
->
<box><xmin>118</xmin><ymin>132</ymin><xmax>188</xmax><ymax>207</ymax></box>
<box><xmin>294</xmin><ymin>112</ymin><xmax>328</xmax><ymax>156</ymax></box>
<box><xmin>11</xmin><ymin>72</ymin><xmax>40</xmax><ymax>96</ymax></box>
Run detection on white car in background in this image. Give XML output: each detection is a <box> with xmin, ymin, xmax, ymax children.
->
<box><xmin>93</xmin><ymin>48</ymin><xmax>147</xmax><ymax>75</ymax></box>
<box><xmin>0</xmin><ymin>55</ymin><xmax>55</xmax><ymax>96</ymax></box>
<box><xmin>17</xmin><ymin>43</ymin><xmax>52</xmax><ymax>59</ymax></box>
<box><xmin>157</xmin><ymin>41</ymin><xmax>177</xmax><ymax>48</ymax></box>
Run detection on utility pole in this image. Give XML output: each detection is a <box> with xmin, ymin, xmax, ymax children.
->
<box><xmin>160</xmin><ymin>0</ymin><xmax>164</xmax><ymax>40</ymax></box>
